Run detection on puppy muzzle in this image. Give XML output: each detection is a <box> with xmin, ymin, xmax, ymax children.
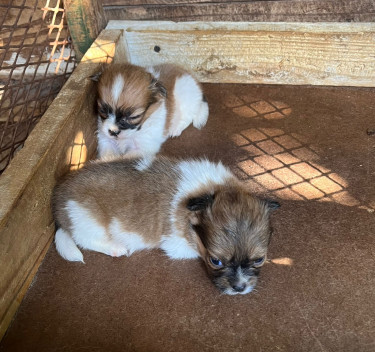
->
<box><xmin>108</xmin><ymin>129</ymin><xmax>121</xmax><ymax>137</ymax></box>
<box><xmin>213</xmin><ymin>273</ymin><xmax>258</xmax><ymax>295</ymax></box>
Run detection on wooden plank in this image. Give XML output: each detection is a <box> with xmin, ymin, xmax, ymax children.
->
<box><xmin>103</xmin><ymin>0</ymin><xmax>375</xmax><ymax>22</ymax></box>
<box><xmin>0</xmin><ymin>29</ymin><xmax>124</xmax><ymax>340</ymax></box>
<box><xmin>64</xmin><ymin>0</ymin><xmax>108</xmax><ymax>61</ymax></box>
<box><xmin>107</xmin><ymin>21</ymin><xmax>375</xmax><ymax>87</ymax></box>
<box><xmin>102</xmin><ymin>0</ymin><xmax>292</xmax><ymax>5</ymax></box>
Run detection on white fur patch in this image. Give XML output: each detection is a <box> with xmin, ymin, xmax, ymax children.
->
<box><xmin>194</xmin><ymin>100</ymin><xmax>209</xmax><ymax>129</ymax></box>
<box><xmin>55</xmin><ymin>228</ymin><xmax>84</xmax><ymax>263</ymax></box>
<box><xmin>160</xmin><ymin>235</ymin><xmax>199</xmax><ymax>259</ymax></box>
<box><xmin>135</xmin><ymin>154</ymin><xmax>156</xmax><ymax>171</ymax></box>
<box><xmin>240</xmin><ymin>285</ymin><xmax>255</xmax><ymax>295</ymax></box>
<box><xmin>175</xmin><ymin>159</ymin><xmax>233</xmax><ymax>199</ymax></box>
<box><xmin>109</xmin><ymin>218</ymin><xmax>153</xmax><ymax>255</ymax></box>
<box><xmin>223</xmin><ymin>285</ymin><xmax>254</xmax><ymax>296</ymax></box>
<box><xmin>168</xmin><ymin>74</ymin><xmax>208</xmax><ymax>137</ymax></box>
<box><xmin>97</xmin><ymin>122</ymin><xmax>121</xmax><ymax>159</ymax></box>
<box><xmin>66</xmin><ymin>200</ymin><xmax>127</xmax><ymax>258</ymax></box>
<box><xmin>145</xmin><ymin>66</ymin><xmax>160</xmax><ymax>79</ymax></box>
<box><xmin>105</xmin><ymin>113</ymin><xmax>118</xmax><ymax>133</ymax></box>
<box><xmin>111</xmin><ymin>74</ymin><xmax>124</xmax><ymax>103</ymax></box>
<box><xmin>66</xmin><ymin>200</ymin><xmax>106</xmax><ymax>249</ymax></box>
<box><xmin>236</xmin><ymin>267</ymin><xmax>249</xmax><ymax>287</ymax></box>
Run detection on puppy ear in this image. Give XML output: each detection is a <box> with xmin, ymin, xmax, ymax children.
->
<box><xmin>150</xmin><ymin>78</ymin><xmax>167</xmax><ymax>98</ymax></box>
<box><xmin>187</xmin><ymin>194</ymin><xmax>214</xmax><ymax>226</ymax></box>
<box><xmin>192</xmin><ymin>231</ymin><xmax>207</xmax><ymax>257</ymax></box>
<box><xmin>265</xmin><ymin>199</ymin><xmax>280</xmax><ymax>211</ymax></box>
<box><xmin>89</xmin><ymin>63</ymin><xmax>107</xmax><ymax>82</ymax></box>
<box><xmin>187</xmin><ymin>194</ymin><xmax>214</xmax><ymax>212</ymax></box>
<box><xmin>89</xmin><ymin>71</ymin><xmax>102</xmax><ymax>82</ymax></box>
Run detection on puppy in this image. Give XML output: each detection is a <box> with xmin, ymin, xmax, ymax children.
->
<box><xmin>91</xmin><ymin>63</ymin><xmax>209</xmax><ymax>159</ymax></box>
<box><xmin>52</xmin><ymin>156</ymin><xmax>279</xmax><ymax>295</ymax></box>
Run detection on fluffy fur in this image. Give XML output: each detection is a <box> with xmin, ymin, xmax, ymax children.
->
<box><xmin>92</xmin><ymin>63</ymin><xmax>209</xmax><ymax>160</ymax></box>
<box><xmin>52</xmin><ymin>157</ymin><xmax>279</xmax><ymax>295</ymax></box>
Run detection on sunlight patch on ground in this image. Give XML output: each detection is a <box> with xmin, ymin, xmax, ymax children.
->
<box><xmin>67</xmin><ymin>131</ymin><xmax>87</xmax><ymax>171</ymax></box>
<box><xmin>224</xmin><ymin>93</ymin><xmax>292</xmax><ymax>120</ymax></box>
<box><xmin>270</xmin><ymin>257</ymin><xmax>294</xmax><ymax>266</ymax></box>
<box><xmin>229</xmin><ymin>102</ymin><xmax>374</xmax><ymax>211</ymax></box>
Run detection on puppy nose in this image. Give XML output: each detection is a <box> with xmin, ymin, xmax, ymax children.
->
<box><xmin>232</xmin><ymin>283</ymin><xmax>246</xmax><ymax>292</ymax></box>
<box><xmin>108</xmin><ymin>129</ymin><xmax>120</xmax><ymax>137</ymax></box>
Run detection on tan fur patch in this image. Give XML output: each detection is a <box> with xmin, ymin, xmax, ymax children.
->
<box><xmin>53</xmin><ymin>157</ymin><xmax>180</xmax><ymax>246</ymax></box>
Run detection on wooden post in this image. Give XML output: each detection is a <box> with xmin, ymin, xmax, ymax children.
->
<box><xmin>64</xmin><ymin>0</ymin><xmax>107</xmax><ymax>61</ymax></box>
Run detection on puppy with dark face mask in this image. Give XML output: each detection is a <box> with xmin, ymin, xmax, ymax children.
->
<box><xmin>91</xmin><ymin>63</ymin><xmax>209</xmax><ymax>160</ymax></box>
<box><xmin>53</xmin><ymin>156</ymin><xmax>279</xmax><ymax>295</ymax></box>
<box><xmin>189</xmin><ymin>188</ymin><xmax>279</xmax><ymax>294</ymax></box>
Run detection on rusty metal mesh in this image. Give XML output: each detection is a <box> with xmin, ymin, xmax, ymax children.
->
<box><xmin>0</xmin><ymin>0</ymin><xmax>76</xmax><ymax>174</ymax></box>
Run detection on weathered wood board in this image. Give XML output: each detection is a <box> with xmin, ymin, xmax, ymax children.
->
<box><xmin>103</xmin><ymin>0</ymin><xmax>375</xmax><ymax>23</ymax></box>
<box><xmin>0</xmin><ymin>29</ymin><xmax>124</xmax><ymax>340</ymax></box>
<box><xmin>108</xmin><ymin>21</ymin><xmax>375</xmax><ymax>87</ymax></box>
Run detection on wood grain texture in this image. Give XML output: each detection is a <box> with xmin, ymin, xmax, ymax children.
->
<box><xmin>102</xmin><ymin>0</ymin><xmax>292</xmax><ymax>5</ymax></box>
<box><xmin>103</xmin><ymin>0</ymin><xmax>375</xmax><ymax>22</ymax></box>
<box><xmin>107</xmin><ymin>21</ymin><xmax>375</xmax><ymax>87</ymax></box>
<box><xmin>0</xmin><ymin>29</ymin><xmax>124</xmax><ymax>340</ymax></box>
<box><xmin>64</xmin><ymin>0</ymin><xmax>108</xmax><ymax>60</ymax></box>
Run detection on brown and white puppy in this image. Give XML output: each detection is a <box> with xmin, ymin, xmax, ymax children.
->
<box><xmin>53</xmin><ymin>156</ymin><xmax>279</xmax><ymax>295</ymax></box>
<box><xmin>91</xmin><ymin>63</ymin><xmax>209</xmax><ymax>159</ymax></box>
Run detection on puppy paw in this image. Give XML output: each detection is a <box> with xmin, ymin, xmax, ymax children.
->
<box><xmin>168</xmin><ymin>127</ymin><xmax>183</xmax><ymax>137</ymax></box>
<box><xmin>110</xmin><ymin>245</ymin><xmax>129</xmax><ymax>257</ymax></box>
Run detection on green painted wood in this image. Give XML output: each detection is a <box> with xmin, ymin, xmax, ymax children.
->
<box><xmin>64</xmin><ymin>0</ymin><xmax>107</xmax><ymax>60</ymax></box>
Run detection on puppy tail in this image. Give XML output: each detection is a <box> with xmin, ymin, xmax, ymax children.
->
<box><xmin>193</xmin><ymin>99</ymin><xmax>209</xmax><ymax>130</ymax></box>
<box><xmin>55</xmin><ymin>228</ymin><xmax>84</xmax><ymax>263</ymax></box>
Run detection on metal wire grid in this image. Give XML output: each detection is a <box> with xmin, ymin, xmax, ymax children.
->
<box><xmin>0</xmin><ymin>0</ymin><xmax>76</xmax><ymax>174</ymax></box>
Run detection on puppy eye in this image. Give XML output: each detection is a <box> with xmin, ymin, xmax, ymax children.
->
<box><xmin>98</xmin><ymin>104</ymin><xmax>112</xmax><ymax>119</ymax></box>
<box><xmin>253</xmin><ymin>256</ymin><xmax>265</xmax><ymax>267</ymax></box>
<box><xmin>129</xmin><ymin>114</ymin><xmax>142</xmax><ymax>120</ymax></box>
<box><xmin>209</xmin><ymin>257</ymin><xmax>223</xmax><ymax>268</ymax></box>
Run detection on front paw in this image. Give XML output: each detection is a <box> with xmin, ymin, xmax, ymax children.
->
<box><xmin>110</xmin><ymin>245</ymin><xmax>129</xmax><ymax>257</ymax></box>
<box><xmin>168</xmin><ymin>127</ymin><xmax>183</xmax><ymax>137</ymax></box>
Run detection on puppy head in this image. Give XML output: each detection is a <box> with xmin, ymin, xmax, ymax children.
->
<box><xmin>91</xmin><ymin>64</ymin><xmax>166</xmax><ymax>139</ymax></box>
<box><xmin>186</xmin><ymin>186</ymin><xmax>280</xmax><ymax>295</ymax></box>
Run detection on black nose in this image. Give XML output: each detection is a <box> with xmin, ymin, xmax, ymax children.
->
<box><xmin>232</xmin><ymin>283</ymin><xmax>246</xmax><ymax>292</ymax></box>
<box><xmin>108</xmin><ymin>129</ymin><xmax>120</xmax><ymax>137</ymax></box>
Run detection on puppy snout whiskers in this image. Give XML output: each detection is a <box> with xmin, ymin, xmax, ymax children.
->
<box><xmin>108</xmin><ymin>129</ymin><xmax>120</xmax><ymax>137</ymax></box>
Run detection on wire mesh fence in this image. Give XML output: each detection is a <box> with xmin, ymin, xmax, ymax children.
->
<box><xmin>0</xmin><ymin>0</ymin><xmax>76</xmax><ymax>174</ymax></box>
